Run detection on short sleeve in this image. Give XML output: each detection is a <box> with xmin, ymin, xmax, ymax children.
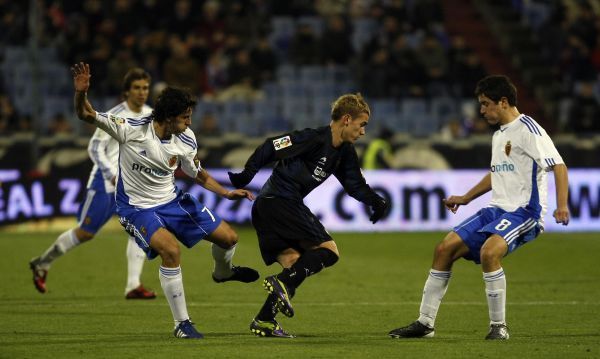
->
<box><xmin>95</xmin><ymin>112</ymin><xmax>140</xmax><ymax>143</ymax></box>
<box><xmin>522</xmin><ymin>128</ymin><xmax>564</xmax><ymax>171</ymax></box>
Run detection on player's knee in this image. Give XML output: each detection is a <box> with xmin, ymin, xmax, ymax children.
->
<box><xmin>316</xmin><ymin>248</ymin><xmax>339</xmax><ymax>268</ymax></box>
<box><xmin>74</xmin><ymin>228</ymin><xmax>94</xmax><ymax>242</ymax></box>
<box><xmin>158</xmin><ymin>242</ymin><xmax>181</xmax><ymax>265</ymax></box>
<box><xmin>221</xmin><ymin>229</ymin><xmax>239</xmax><ymax>248</ymax></box>
<box><xmin>433</xmin><ymin>241</ymin><xmax>452</xmax><ymax>260</ymax></box>
<box><xmin>479</xmin><ymin>247</ymin><xmax>501</xmax><ymax>265</ymax></box>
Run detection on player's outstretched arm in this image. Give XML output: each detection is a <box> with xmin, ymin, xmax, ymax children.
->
<box><xmin>444</xmin><ymin>172</ymin><xmax>492</xmax><ymax>213</ymax></box>
<box><xmin>552</xmin><ymin>163</ymin><xmax>570</xmax><ymax>225</ymax></box>
<box><xmin>71</xmin><ymin>62</ymin><xmax>97</xmax><ymax>124</ymax></box>
<box><xmin>196</xmin><ymin>168</ymin><xmax>255</xmax><ymax>201</ymax></box>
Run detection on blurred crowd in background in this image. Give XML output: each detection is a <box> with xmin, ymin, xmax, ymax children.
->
<box><xmin>1</xmin><ymin>0</ymin><xmax>599</xmax><ymax>139</ymax></box>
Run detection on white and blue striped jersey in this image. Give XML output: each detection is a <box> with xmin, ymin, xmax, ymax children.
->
<box><xmin>86</xmin><ymin>101</ymin><xmax>152</xmax><ymax>193</ymax></box>
<box><xmin>489</xmin><ymin>114</ymin><xmax>563</xmax><ymax>227</ymax></box>
<box><xmin>94</xmin><ymin>111</ymin><xmax>200</xmax><ymax>209</ymax></box>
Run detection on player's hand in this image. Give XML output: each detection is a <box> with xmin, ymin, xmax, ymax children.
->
<box><xmin>71</xmin><ymin>62</ymin><xmax>91</xmax><ymax>92</ymax></box>
<box><xmin>369</xmin><ymin>196</ymin><xmax>390</xmax><ymax>224</ymax></box>
<box><xmin>228</xmin><ymin>171</ymin><xmax>252</xmax><ymax>189</ymax></box>
<box><xmin>553</xmin><ymin>207</ymin><xmax>570</xmax><ymax>226</ymax></box>
<box><xmin>224</xmin><ymin>189</ymin><xmax>255</xmax><ymax>201</ymax></box>
<box><xmin>443</xmin><ymin>195</ymin><xmax>468</xmax><ymax>214</ymax></box>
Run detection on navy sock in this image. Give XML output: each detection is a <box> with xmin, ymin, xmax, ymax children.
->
<box><xmin>277</xmin><ymin>248</ymin><xmax>339</xmax><ymax>290</ymax></box>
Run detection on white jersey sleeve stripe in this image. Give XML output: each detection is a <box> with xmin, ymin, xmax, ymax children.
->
<box><xmin>519</xmin><ymin>117</ymin><xmax>541</xmax><ymax>136</ymax></box>
<box><xmin>177</xmin><ymin>134</ymin><xmax>197</xmax><ymax>149</ymax></box>
<box><xmin>523</xmin><ymin>116</ymin><xmax>543</xmax><ymax>136</ymax></box>
<box><xmin>178</xmin><ymin>133</ymin><xmax>197</xmax><ymax>147</ymax></box>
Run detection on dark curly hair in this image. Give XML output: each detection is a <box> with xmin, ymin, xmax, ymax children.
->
<box><xmin>475</xmin><ymin>75</ymin><xmax>518</xmax><ymax>106</ymax></box>
<box><xmin>152</xmin><ymin>87</ymin><xmax>197</xmax><ymax>123</ymax></box>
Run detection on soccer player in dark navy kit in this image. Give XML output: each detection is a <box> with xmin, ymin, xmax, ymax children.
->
<box><xmin>229</xmin><ymin>93</ymin><xmax>390</xmax><ymax>338</ymax></box>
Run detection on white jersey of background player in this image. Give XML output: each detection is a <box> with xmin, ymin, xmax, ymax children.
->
<box><xmin>389</xmin><ymin>75</ymin><xmax>569</xmax><ymax>341</ymax></box>
<box><xmin>30</xmin><ymin>68</ymin><xmax>157</xmax><ymax>299</ymax></box>
<box><xmin>72</xmin><ymin>62</ymin><xmax>259</xmax><ymax>339</ymax></box>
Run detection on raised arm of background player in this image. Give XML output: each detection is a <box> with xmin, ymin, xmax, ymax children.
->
<box><xmin>228</xmin><ymin>129</ymin><xmax>390</xmax><ymax>223</ymax></box>
<box><xmin>72</xmin><ymin>62</ymin><xmax>253</xmax><ymax>202</ymax></box>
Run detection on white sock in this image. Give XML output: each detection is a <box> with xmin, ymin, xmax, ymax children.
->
<box><xmin>125</xmin><ymin>237</ymin><xmax>146</xmax><ymax>293</ymax></box>
<box><xmin>211</xmin><ymin>243</ymin><xmax>235</xmax><ymax>279</ymax></box>
<box><xmin>37</xmin><ymin>229</ymin><xmax>81</xmax><ymax>269</ymax></box>
<box><xmin>483</xmin><ymin>268</ymin><xmax>506</xmax><ymax>325</ymax></box>
<box><xmin>159</xmin><ymin>266</ymin><xmax>189</xmax><ymax>323</ymax></box>
<box><xmin>418</xmin><ymin>269</ymin><xmax>451</xmax><ymax>328</ymax></box>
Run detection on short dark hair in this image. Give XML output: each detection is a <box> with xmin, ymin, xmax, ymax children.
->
<box><xmin>331</xmin><ymin>93</ymin><xmax>370</xmax><ymax>121</ymax></box>
<box><xmin>475</xmin><ymin>75</ymin><xmax>518</xmax><ymax>106</ymax></box>
<box><xmin>152</xmin><ymin>87</ymin><xmax>196</xmax><ymax>123</ymax></box>
<box><xmin>122</xmin><ymin>68</ymin><xmax>151</xmax><ymax>93</ymax></box>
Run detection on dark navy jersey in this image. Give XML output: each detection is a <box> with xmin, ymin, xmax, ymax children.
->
<box><xmin>241</xmin><ymin>126</ymin><xmax>380</xmax><ymax>205</ymax></box>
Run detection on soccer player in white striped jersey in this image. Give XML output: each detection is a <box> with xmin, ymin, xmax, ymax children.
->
<box><xmin>30</xmin><ymin>68</ymin><xmax>157</xmax><ymax>299</ymax></box>
<box><xmin>389</xmin><ymin>75</ymin><xmax>570</xmax><ymax>340</ymax></box>
<box><xmin>70</xmin><ymin>62</ymin><xmax>259</xmax><ymax>339</ymax></box>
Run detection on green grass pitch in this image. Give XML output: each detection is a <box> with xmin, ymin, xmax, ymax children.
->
<box><xmin>1</xmin><ymin>225</ymin><xmax>598</xmax><ymax>358</ymax></box>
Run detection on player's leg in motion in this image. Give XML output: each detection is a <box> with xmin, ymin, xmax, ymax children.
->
<box><xmin>124</xmin><ymin>236</ymin><xmax>156</xmax><ymax>299</ymax></box>
<box><xmin>206</xmin><ymin>221</ymin><xmax>259</xmax><ymax>283</ymax></box>
<box><xmin>389</xmin><ymin>232</ymin><xmax>469</xmax><ymax>338</ymax></box>
<box><xmin>263</xmin><ymin>240</ymin><xmax>340</xmax><ymax>320</ymax></box>
<box><xmin>29</xmin><ymin>227</ymin><xmax>92</xmax><ymax>293</ymax></box>
<box><xmin>251</xmin><ymin>248</ymin><xmax>300</xmax><ymax>338</ymax></box>
<box><xmin>480</xmin><ymin>234</ymin><xmax>509</xmax><ymax>340</ymax></box>
<box><xmin>150</xmin><ymin>228</ymin><xmax>203</xmax><ymax>339</ymax></box>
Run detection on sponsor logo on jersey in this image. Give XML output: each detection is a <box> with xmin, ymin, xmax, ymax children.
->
<box><xmin>490</xmin><ymin>161</ymin><xmax>515</xmax><ymax>172</ymax></box>
<box><xmin>139</xmin><ymin>150</ymin><xmax>147</xmax><ymax>157</ymax></box>
<box><xmin>109</xmin><ymin>114</ymin><xmax>126</xmax><ymax>125</ymax></box>
<box><xmin>273</xmin><ymin>136</ymin><xmax>292</xmax><ymax>150</ymax></box>
<box><xmin>505</xmin><ymin>141</ymin><xmax>512</xmax><ymax>156</ymax></box>
<box><xmin>131</xmin><ymin>163</ymin><xmax>170</xmax><ymax>176</ymax></box>
<box><xmin>312</xmin><ymin>166</ymin><xmax>327</xmax><ymax>182</ymax></box>
<box><xmin>168</xmin><ymin>156</ymin><xmax>178</xmax><ymax>167</ymax></box>
<box><xmin>318</xmin><ymin>156</ymin><xmax>327</xmax><ymax>165</ymax></box>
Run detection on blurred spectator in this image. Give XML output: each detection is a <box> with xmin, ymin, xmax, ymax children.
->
<box><xmin>453</xmin><ymin>50</ymin><xmax>486</xmax><ymax>98</ymax></box>
<box><xmin>289</xmin><ymin>23</ymin><xmax>321</xmax><ymax>65</ymax></box>
<box><xmin>46</xmin><ymin>113</ymin><xmax>72</xmax><ymax>136</ymax></box>
<box><xmin>567</xmin><ymin>81</ymin><xmax>600</xmax><ymax>134</ymax></box>
<box><xmin>361</xmin><ymin>48</ymin><xmax>394</xmax><ymax>98</ymax></box>
<box><xmin>197</xmin><ymin>112</ymin><xmax>221</xmax><ymax>137</ymax></box>
<box><xmin>203</xmin><ymin>50</ymin><xmax>228</xmax><ymax>97</ymax></box>
<box><xmin>320</xmin><ymin>15</ymin><xmax>354</xmax><ymax>65</ymax></box>
<box><xmin>195</xmin><ymin>0</ymin><xmax>226</xmax><ymax>52</ymax></box>
<box><xmin>0</xmin><ymin>94</ymin><xmax>19</xmax><ymax>133</ymax></box>
<box><xmin>362</xmin><ymin>127</ymin><xmax>394</xmax><ymax>169</ymax></box>
<box><xmin>416</xmin><ymin>33</ymin><xmax>449</xmax><ymax>96</ymax></box>
<box><xmin>15</xmin><ymin>115</ymin><xmax>33</xmax><ymax>134</ymax></box>
<box><xmin>389</xmin><ymin>34</ymin><xmax>426</xmax><ymax>97</ymax></box>
<box><xmin>107</xmin><ymin>49</ymin><xmax>138</xmax><ymax>94</ymax></box>
<box><xmin>163</xmin><ymin>38</ymin><xmax>201</xmax><ymax>94</ymax></box>
<box><xmin>251</xmin><ymin>35</ymin><xmax>278</xmax><ymax>85</ymax></box>
<box><xmin>166</xmin><ymin>0</ymin><xmax>195</xmax><ymax>40</ymax></box>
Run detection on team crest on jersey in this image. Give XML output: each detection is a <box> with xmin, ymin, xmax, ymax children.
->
<box><xmin>168</xmin><ymin>156</ymin><xmax>178</xmax><ymax>167</ymax></box>
<box><xmin>505</xmin><ymin>141</ymin><xmax>512</xmax><ymax>156</ymax></box>
<box><xmin>140</xmin><ymin>226</ymin><xmax>147</xmax><ymax>236</ymax></box>
<box><xmin>109</xmin><ymin>114</ymin><xmax>126</xmax><ymax>125</ymax></box>
<box><xmin>84</xmin><ymin>216</ymin><xmax>92</xmax><ymax>225</ymax></box>
<box><xmin>273</xmin><ymin>136</ymin><xmax>292</xmax><ymax>150</ymax></box>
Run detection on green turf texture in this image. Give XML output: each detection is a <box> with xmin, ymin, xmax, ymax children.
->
<box><xmin>1</xmin><ymin>227</ymin><xmax>598</xmax><ymax>358</ymax></box>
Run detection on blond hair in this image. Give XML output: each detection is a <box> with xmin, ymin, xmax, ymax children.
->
<box><xmin>330</xmin><ymin>93</ymin><xmax>370</xmax><ymax>121</ymax></box>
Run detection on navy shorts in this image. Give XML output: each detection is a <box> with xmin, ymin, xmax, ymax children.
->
<box><xmin>252</xmin><ymin>196</ymin><xmax>332</xmax><ymax>265</ymax></box>
<box><xmin>453</xmin><ymin>206</ymin><xmax>541</xmax><ymax>264</ymax></box>
<box><xmin>77</xmin><ymin>189</ymin><xmax>115</xmax><ymax>234</ymax></box>
<box><xmin>117</xmin><ymin>192</ymin><xmax>222</xmax><ymax>259</ymax></box>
